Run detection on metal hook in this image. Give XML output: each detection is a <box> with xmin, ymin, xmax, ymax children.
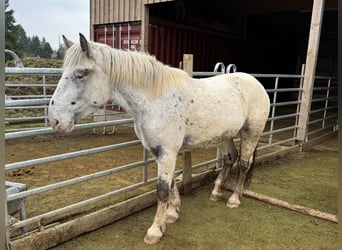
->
<box><xmin>213</xmin><ymin>62</ymin><xmax>225</xmax><ymax>73</ymax></box>
<box><xmin>226</xmin><ymin>64</ymin><xmax>237</xmax><ymax>74</ymax></box>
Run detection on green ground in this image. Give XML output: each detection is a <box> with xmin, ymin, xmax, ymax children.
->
<box><xmin>52</xmin><ymin>136</ymin><xmax>338</xmax><ymax>250</ymax></box>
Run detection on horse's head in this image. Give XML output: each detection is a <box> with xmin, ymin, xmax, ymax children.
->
<box><xmin>49</xmin><ymin>33</ymin><xmax>111</xmax><ymax>133</ymax></box>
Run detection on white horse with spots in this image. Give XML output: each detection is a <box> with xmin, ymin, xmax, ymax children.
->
<box><xmin>48</xmin><ymin>34</ymin><xmax>270</xmax><ymax>244</ymax></box>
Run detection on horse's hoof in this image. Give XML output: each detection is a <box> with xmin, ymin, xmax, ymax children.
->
<box><xmin>210</xmin><ymin>192</ymin><xmax>223</xmax><ymax>201</ymax></box>
<box><xmin>166</xmin><ymin>215</ymin><xmax>178</xmax><ymax>224</ymax></box>
<box><xmin>226</xmin><ymin>198</ymin><xmax>240</xmax><ymax>208</ymax></box>
<box><xmin>144</xmin><ymin>234</ymin><xmax>162</xmax><ymax>245</ymax></box>
<box><xmin>226</xmin><ymin>202</ymin><xmax>240</xmax><ymax>208</ymax></box>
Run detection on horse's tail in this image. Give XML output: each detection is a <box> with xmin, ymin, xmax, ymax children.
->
<box><xmin>244</xmin><ymin>149</ymin><xmax>257</xmax><ymax>188</ymax></box>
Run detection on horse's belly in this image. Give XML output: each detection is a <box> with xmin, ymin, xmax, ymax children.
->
<box><xmin>183</xmin><ymin>119</ymin><xmax>243</xmax><ymax>150</ymax></box>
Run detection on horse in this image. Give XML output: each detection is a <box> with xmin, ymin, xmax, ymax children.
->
<box><xmin>48</xmin><ymin>33</ymin><xmax>270</xmax><ymax>244</ymax></box>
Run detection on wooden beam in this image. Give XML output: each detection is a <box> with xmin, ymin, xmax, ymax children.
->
<box><xmin>296</xmin><ymin>0</ymin><xmax>325</xmax><ymax>143</ymax></box>
<box><xmin>235</xmin><ymin>0</ymin><xmax>336</xmax><ymax>14</ymax></box>
<box><xmin>240</xmin><ymin>189</ymin><xmax>337</xmax><ymax>223</ymax></box>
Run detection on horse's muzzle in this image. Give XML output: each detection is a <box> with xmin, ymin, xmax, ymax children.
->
<box><xmin>50</xmin><ymin>118</ymin><xmax>75</xmax><ymax>133</ymax></box>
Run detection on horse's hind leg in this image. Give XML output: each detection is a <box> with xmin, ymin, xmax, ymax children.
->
<box><xmin>210</xmin><ymin>139</ymin><xmax>238</xmax><ymax>201</ymax></box>
<box><xmin>227</xmin><ymin>130</ymin><xmax>260</xmax><ymax>208</ymax></box>
<box><xmin>166</xmin><ymin>180</ymin><xmax>181</xmax><ymax>224</ymax></box>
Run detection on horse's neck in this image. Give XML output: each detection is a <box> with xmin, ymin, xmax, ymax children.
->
<box><xmin>111</xmin><ymin>85</ymin><xmax>150</xmax><ymax>118</ymax></box>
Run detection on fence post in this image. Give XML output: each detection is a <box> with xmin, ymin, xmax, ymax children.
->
<box><xmin>296</xmin><ymin>0</ymin><xmax>325</xmax><ymax>144</ymax></box>
<box><xmin>182</xmin><ymin>152</ymin><xmax>192</xmax><ymax>194</ymax></box>
<box><xmin>182</xmin><ymin>54</ymin><xmax>193</xmax><ymax>194</ymax></box>
<box><xmin>1</xmin><ymin>1</ymin><xmax>10</xmax><ymax>248</ymax></box>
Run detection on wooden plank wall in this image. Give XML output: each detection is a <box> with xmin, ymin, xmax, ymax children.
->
<box><xmin>90</xmin><ymin>0</ymin><xmax>174</xmax><ymax>40</ymax></box>
<box><xmin>90</xmin><ymin>0</ymin><xmax>174</xmax><ymax>25</ymax></box>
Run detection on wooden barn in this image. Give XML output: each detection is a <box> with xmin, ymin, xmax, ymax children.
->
<box><xmin>90</xmin><ymin>0</ymin><xmax>337</xmax><ymax>75</ymax></box>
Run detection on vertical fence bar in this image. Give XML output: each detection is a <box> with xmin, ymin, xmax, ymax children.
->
<box><xmin>269</xmin><ymin>77</ymin><xmax>279</xmax><ymax>145</ymax></box>
<box><xmin>42</xmin><ymin>75</ymin><xmax>48</xmax><ymax>127</ymax></box>
<box><xmin>143</xmin><ymin>148</ymin><xmax>148</xmax><ymax>183</ymax></box>
<box><xmin>322</xmin><ymin>79</ymin><xmax>331</xmax><ymax>128</ymax></box>
<box><xmin>294</xmin><ymin>65</ymin><xmax>305</xmax><ymax>141</ymax></box>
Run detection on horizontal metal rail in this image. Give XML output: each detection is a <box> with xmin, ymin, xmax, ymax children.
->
<box><xmin>5</xmin><ymin>139</ymin><xmax>141</xmax><ymax>171</ymax></box>
<box><xmin>5</xmin><ymin>67</ymin><xmax>62</xmax><ymax>75</ymax></box>
<box><xmin>308</xmin><ymin>114</ymin><xmax>338</xmax><ymax>125</ymax></box>
<box><xmin>7</xmin><ymin>158</ymin><xmax>155</xmax><ymax>202</ymax></box>
<box><xmin>10</xmin><ymin>177</ymin><xmax>158</xmax><ymax>231</ymax></box>
<box><xmin>5</xmin><ymin>118</ymin><xmax>134</xmax><ymax>140</ymax></box>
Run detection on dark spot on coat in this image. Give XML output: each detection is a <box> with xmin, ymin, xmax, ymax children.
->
<box><xmin>190</xmin><ymin>99</ymin><xmax>194</xmax><ymax>103</ymax></box>
<box><xmin>239</xmin><ymin>160</ymin><xmax>249</xmax><ymax>172</ymax></box>
<box><xmin>178</xmin><ymin>96</ymin><xmax>182</xmax><ymax>102</ymax></box>
<box><xmin>157</xmin><ymin>177</ymin><xmax>169</xmax><ymax>202</ymax></box>
<box><xmin>182</xmin><ymin>135</ymin><xmax>192</xmax><ymax>148</ymax></box>
<box><xmin>150</xmin><ymin>145</ymin><xmax>162</xmax><ymax>159</ymax></box>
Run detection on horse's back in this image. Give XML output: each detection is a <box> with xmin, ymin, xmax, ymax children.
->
<box><xmin>224</xmin><ymin>72</ymin><xmax>269</xmax><ymax>110</ymax></box>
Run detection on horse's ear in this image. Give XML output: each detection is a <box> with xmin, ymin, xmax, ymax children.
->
<box><xmin>79</xmin><ymin>33</ymin><xmax>94</xmax><ymax>58</ymax></box>
<box><xmin>62</xmin><ymin>35</ymin><xmax>74</xmax><ymax>49</ymax></box>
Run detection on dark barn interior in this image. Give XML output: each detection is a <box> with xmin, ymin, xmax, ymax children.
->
<box><xmin>148</xmin><ymin>0</ymin><xmax>337</xmax><ymax>75</ymax></box>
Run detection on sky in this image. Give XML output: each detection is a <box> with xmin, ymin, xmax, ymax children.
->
<box><xmin>9</xmin><ymin>0</ymin><xmax>90</xmax><ymax>50</ymax></box>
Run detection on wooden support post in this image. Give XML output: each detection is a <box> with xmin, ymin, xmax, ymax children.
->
<box><xmin>181</xmin><ymin>54</ymin><xmax>193</xmax><ymax>194</ymax></box>
<box><xmin>182</xmin><ymin>152</ymin><xmax>192</xmax><ymax>194</ymax></box>
<box><xmin>296</xmin><ymin>0</ymin><xmax>325</xmax><ymax>143</ymax></box>
<box><xmin>182</xmin><ymin>54</ymin><xmax>193</xmax><ymax>76</ymax></box>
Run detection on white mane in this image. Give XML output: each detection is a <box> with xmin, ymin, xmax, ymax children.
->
<box><xmin>63</xmin><ymin>41</ymin><xmax>191</xmax><ymax>98</ymax></box>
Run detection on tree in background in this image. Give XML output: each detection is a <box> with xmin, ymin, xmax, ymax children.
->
<box><xmin>5</xmin><ymin>0</ymin><xmax>54</xmax><ymax>59</ymax></box>
<box><xmin>5</xmin><ymin>0</ymin><xmax>22</xmax><ymax>58</ymax></box>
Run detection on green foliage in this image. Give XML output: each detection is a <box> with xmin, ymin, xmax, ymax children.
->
<box><xmin>5</xmin><ymin>0</ymin><xmax>55</xmax><ymax>59</ymax></box>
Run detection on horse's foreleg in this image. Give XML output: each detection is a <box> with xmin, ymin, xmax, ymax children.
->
<box><xmin>210</xmin><ymin>139</ymin><xmax>238</xmax><ymax>201</ymax></box>
<box><xmin>144</xmin><ymin>149</ymin><xmax>177</xmax><ymax>245</ymax></box>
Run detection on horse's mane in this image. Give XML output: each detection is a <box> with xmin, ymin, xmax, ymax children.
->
<box><xmin>63</xmin><ymin>41</ymin><xmax>191</xmax><ymax>98</ymax></box>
